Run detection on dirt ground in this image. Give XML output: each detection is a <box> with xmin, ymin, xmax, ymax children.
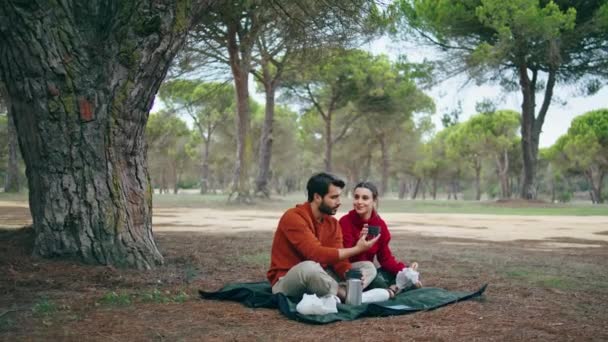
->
<box><xmin>1</xmin><ymin>201</ymin><xmax>608</xmax><ymax>341</ymax></box>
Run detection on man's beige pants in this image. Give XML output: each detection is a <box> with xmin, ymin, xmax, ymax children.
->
<box><xmin>271</xmin><ymin>260</ymin><xmax>376</xmax><ymax>298</ymax></box>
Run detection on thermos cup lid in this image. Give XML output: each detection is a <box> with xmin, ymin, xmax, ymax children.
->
<box><xmin>345</xmin><ymin>269</ymin><xmax>362</xmax><ymax>279</ymax></box>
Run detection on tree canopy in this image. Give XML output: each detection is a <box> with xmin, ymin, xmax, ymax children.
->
<box><xmin>390</xmin><ymin>0</ymin><xmax>608</xmax><ymax>199</ymax></box>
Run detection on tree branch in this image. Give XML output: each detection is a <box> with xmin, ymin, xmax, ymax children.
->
<box><xmin>332</xmin><ymin>111</ymin><xmax>364</xmax><ymax>144</ymax></box>
<box><xmin>305</xmin><ymin>83</ymin><xmax>327</xmax><ymax>120</ymax></box>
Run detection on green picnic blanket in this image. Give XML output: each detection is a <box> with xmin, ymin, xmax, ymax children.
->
<box><xmin>199</xmin><ymin>281</ymin><xmax>487</xmax><ymax>324</ymax></box>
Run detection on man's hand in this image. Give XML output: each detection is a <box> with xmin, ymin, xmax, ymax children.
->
<box><xmin>337</xmin><ymin>232</ymin><xmax>380</xmax><ymax>261</ymax></box>
<box><xmin>355</xmin><ymin>230</ymin><xmax>380</xmax><ymax>252</ymax></box>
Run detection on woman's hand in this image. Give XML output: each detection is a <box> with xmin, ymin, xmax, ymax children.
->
<box><xmin>359</xmin><ymin>224</ymin><xmax>368</xmax><ymax>239</ymax></box>
<box><xmin>388</xmin><ymin>284</ymin><xmax>399</xmax><ymax>298</ymax></box>
<box><xmin>409</xmin><ymin>262</ymin><xmax>422</xmax><ymax>288</ymax></box>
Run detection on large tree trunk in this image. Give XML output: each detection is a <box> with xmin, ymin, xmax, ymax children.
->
<box><xmin>173</xmin><ymin>166</ymin><xmax>180</xmax><ymax>195</ymax></box>
<box><xmin>411</xmin><ymin>178</ymin><xmax>421</xmax><ymax>199</ymax></box>
<box><xmin>255</xmin><ymin>73</ymin><xmax>276</xmax><ymax>198</ymax></box>
<box><xmin>398</xmin><ymin>178</ymin><xmax>408</xmax><ymax>199</ymax></box>
<box><xmin>519</xmin><ymin>65</ymin><xmax>536</xmax><ymax>199</ymax></box>
<box><xmin>519</xmin><ymin>66</ymin><xmax>554</xmax><ymax>199</ymax></box>
<box><xmin>5</xmin><ymin>111</ymin><xmax>20</xmax><ymax>192</ymax></box>
<box><xmin>474</xmin><ymin>160</ymin><xmax>482</xmax><ymax>201</ymax></box>
<box><xmin>200</xmin><ymin>138</ymin><xmax>211</xmax><ymax>195</ymax></box>
<box><xmin>324</xmin><ymin>116</ymin><xmax>333</xmax><ymax>172</ymax></box>
<box><xmin>496</xmin><ymin>149</ymin><xmax>510</xmax><ymax>199</ymax></box>
<box><xmin>362</xmin><ymin>150</ymin><xmax>372</xmax><ymax>181</ymax></box>
<box><xmin>585</xmin><ymin>167</ymin><xmax>605</xmax><ymax>204</ymax></box>
<box><xmin>451</xmin><ymin>179</ymin><xmax>459</xmax><ymax>200</ymax></box>
<box><xmin>0</xmin><ymin>1</ymin><xmax>192</xmax><ymax>268</ymax></box>
<box><xmin>227</xmin><ymin>26</ymin><xmax>252</xmax><ymax>203</ymax></box>
<box><xmin>379</xmin><ymin>136</ymin><xmax>389</xmax><ymax>196</ymax></box>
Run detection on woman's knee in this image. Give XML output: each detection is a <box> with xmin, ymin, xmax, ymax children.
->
<box><xmin>355</xmin><ymin>261</ymin><xmax>377</xmax><ymax>276</ymax></box>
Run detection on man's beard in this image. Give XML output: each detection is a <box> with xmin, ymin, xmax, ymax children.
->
<box><xmin>319</xmin><ymin>201</ymin><xmax>339</xmax><ymax>215</ymax></box>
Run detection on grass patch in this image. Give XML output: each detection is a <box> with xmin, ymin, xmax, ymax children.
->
<box><xmin>139</xmin><ymin>288</ymin><xmax>190</xmax><ymax>304</ymax></box>
<box><xmin>151</xmin><ymin>193</ymin><xmax>608</xmax><ymax>216</ymax></box>
<box><xmin>537</xmin><ymin>277</ymin><xmax>578</xmax><ymax>290</ymax></box>
<box><xmin>184</xmin><ymin>264</ymin><xmax>199</xmax><ymax>283</ymax></box>
<box><xmin>3</xmin><ymin>191</ymin><xmax>606</xmax><ymax>215</ymax></box>
<box><xmin>98</xmin><ymin>289</ymin><xmax>190</xmax><ymax>306</ymax></box>
<box><xmin>0</xmin><ymin>192</ymin><xmax>28</xmax><ymax>202</ymax></box>
<box><xmin>98</xmin><ymin>291</ymin><xmax>132</xmax><ymax>306</ymax></box>
<box><xmin>377</xmin><ymin>199</ymin><xmax>608</xmax><ymax>216</ymax></box>
<box><xmin>31</xmin><ymin>299</ymin><xmax>58</xmax><ymax>316</ymax></box>
<box><xmin>0</xmin><ymin>316</ymin><xmax>14</xmax><ymax>331</ymax></box>
<box><xmin>140</xmin><ymin>289</ymin><xmax>172</xmax><ymax>304</ymax></box>
<box><xmin>503</xmin><ymin>267</ymin><xmax>578</xmax><ymax>290</ymax></box>
<box><xmin>240</xmin><ymin>252</ymin><xmax>270</xmax><ymax>267</ymax></box>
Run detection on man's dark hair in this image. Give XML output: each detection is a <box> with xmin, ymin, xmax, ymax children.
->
<box><xmin>306</xmin><ymin>172</ymin><xmax>345</xmax><ymax>202</ymax></box>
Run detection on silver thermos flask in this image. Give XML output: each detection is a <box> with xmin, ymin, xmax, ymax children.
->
<box><xmin>345</xmin><ymin>269</ymin><xmax>363</xmax><ymax>305</ymax></box>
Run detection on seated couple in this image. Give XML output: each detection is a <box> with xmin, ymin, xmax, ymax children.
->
<box><xmin>267</xmin><ymin>172</ymin><xmax>421</xmax><ymax>303</ymax></box>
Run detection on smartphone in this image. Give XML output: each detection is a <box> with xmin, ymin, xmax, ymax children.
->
<box><xmin>367</xmin><ymin>225</ymin><xmax>380</xmax><ymax>237</ymax></box>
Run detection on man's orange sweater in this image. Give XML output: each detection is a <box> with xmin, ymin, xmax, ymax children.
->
<box><xmin>267</xmin><ymin>202</ymin><xmax>351</xmax><ymax>286</ymax></box>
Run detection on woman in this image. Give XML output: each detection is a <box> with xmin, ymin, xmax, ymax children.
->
<box><xmin>339</xmin><ymin>181</ymin><xmax>421</xmax><ymax>296</ymax></box>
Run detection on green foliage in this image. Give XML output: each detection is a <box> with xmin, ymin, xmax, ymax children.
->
<box><xmin>486</xmin><ymin>184</ymin><xmax>500</xmax><ymax>199</ymax></box>
<box><xmin>391</xmin><ymin>1</ymin><xmax>607</xmax><ymax>199</ymax></box>
<box><xmin>284</xmin><ymin>49</ymin><xmax>379</xmax><ymax>112</ymax></box>
<box><xmin>549</xmin><ymin>110</ymin><xmax>608</xmax><ymax>174</ymax></box>
<box><xmin>557</xmin><ymin>190</ymin><xmax>572</xmax><ymax>203</ymax></box>
<box><xmin>545</xmin><ymin>109</ymin><xmax>608</xmax><ymax>203</ymax></box>
<box><xmin>146</xmin><ymin>111</ymin><xmax>194</xmax><ymax>192</ymax></box>
<box><xmin>393</xmin><ymin>0</ymin><xmax>607</xmax><ymax>79</ymax></box>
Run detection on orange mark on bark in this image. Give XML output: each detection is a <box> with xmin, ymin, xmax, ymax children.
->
<box><xmin>47</xmin><ymin>84</ymin><xmax>60</xmax><ymax>96</ymax></box>
<box><xmin>79</xmin><ymin>98</ymin><xmax>94</xmax><ymax>121</ymax></box>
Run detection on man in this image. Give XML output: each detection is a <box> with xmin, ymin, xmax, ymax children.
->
<box><xmin>267</xmin><ymin>172</ymin><xmax>380</xmax><ymax>301</ymax></box>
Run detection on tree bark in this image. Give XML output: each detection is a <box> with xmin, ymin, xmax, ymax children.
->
<box><xmin>193</xmin><ymin>119</ymin><xmax>213</xmax><ymax>195</ymax></box>
<box><xmin>227</xmin><ymin>24</ymin><xmax>252</xmax><ymax>203</ymax></box>
<box><xmin>585</xmin><ymin>167</ymin><xmax>605</xmax><ymax>204</ymax></box>
<box><xmin>173</xmin><ymin>165</ymin><xmax>181</xmax><ymax>195</ymax></box>
<box><xmin>324</xmin><ymin>115</ymin><xmax>333</xmax><ymax>172</ymax></box>
<box><xmin>519</xmin><ymin>66</ymin><xmax>555</xmax><ymax>199</ymax></box>
<box><xmin>474</xmin><ymin>160</ymin><xmax>481</xmax><ymax>201</ymax></box>
<box><xmin>411</xmin><ymin>178</ymin><xmax>421</xmax><ymax>199</ymax></box>
<box><xmin>398</xmin><ymin>178</ymin><xmax>408</xmax><ymax>199</ymax></box>
<box><xmin>451</xmin><ymin>179</ymin><xmax>459</xmax><ymax>200</ymax></box>
<box><xmin>0</xmin><ymin>1</ymin><xmax>192</xmax><ymax>268</ymax></box>
<box><xmin>496</xmin><ymin>149</ymin><xmax>510</xmax><ymax>199</ymax></box>
<box><xmin>362</xmin><ymin>151</ymin><xmax>372</xmax><ymax>181</ymax></box>
<box><xmin>5</xmin><ymin>111</ymin><xmax>20</xmax><ymax>192</ymax></box>
<box><xmin>519</xmin><ymin>65</ymin><xmax>536</xmax><ymax>199</ymax></box>
<box><xmin>379</xmin><ymin>136</ymin><xmax>389</xmax><ymax>196</ymax></box>
<box><xmin>200</xmin><ymin>137</ymin><xmax>211</xmax><ymax>195</ymax></box>
<box><xmin>254</xmin><ymin>65</ymin><xmax>276</xmax><ymax>198</ymax></box>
